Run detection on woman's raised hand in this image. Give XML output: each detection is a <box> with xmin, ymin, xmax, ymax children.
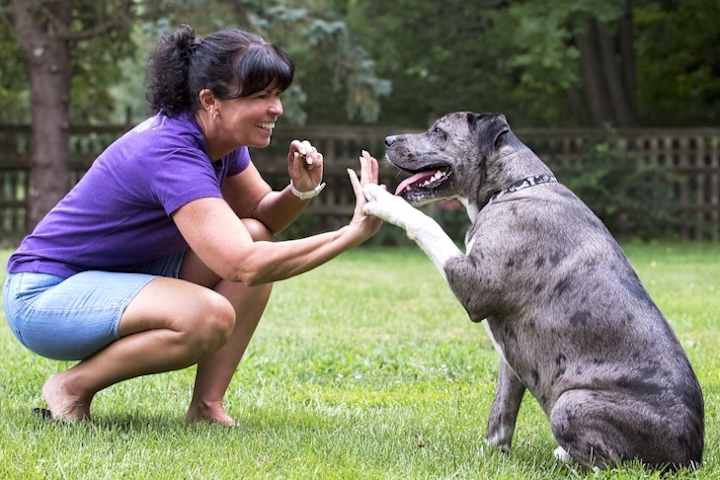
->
<box><xmin>287</xmin><ymin>139</ymin><xmax>324</xmax><ymax>193</ymax></box>
<box><xmin>345</xmin><ymin>150</ymin><xmax>384</xmax><ymax>244</ymax></box>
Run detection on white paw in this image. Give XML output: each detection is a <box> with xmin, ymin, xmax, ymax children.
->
<box><xmin>362</xmin><ymin>184</ymin><xmax>417</xmax><ymax>227</ymax></box>
<box><xmin>553</xmin><ymin>446</ymin><xmax>572</xmax><ymax>463</ymax></box>
<box><xmin>362</xmin><ymin>183</ymin><xmax>393</xmax><ymax>202</ymax></box>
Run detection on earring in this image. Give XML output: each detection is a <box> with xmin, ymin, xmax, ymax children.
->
<box><xmin>213</xmin><ymin>109</ymin><xmax>220</xmax><ymax>119</ymax></box>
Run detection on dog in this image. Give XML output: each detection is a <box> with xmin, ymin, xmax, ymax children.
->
<box><xmin>361</xmin><ymin>112</ymin><xmax>704</xmax><ymax>469</ymax></box>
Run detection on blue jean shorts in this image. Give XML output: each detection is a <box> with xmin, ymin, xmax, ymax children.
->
<box><xmin>2</xmin><ymin>252</ymin><xmax>185</xmax><ymax>361</ymax></box>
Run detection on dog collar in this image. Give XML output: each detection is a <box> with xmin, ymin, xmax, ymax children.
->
<box><xmin>488</xmin><ymin>174</ymin><xmax>557</xmax><ymax>204</ymax></box>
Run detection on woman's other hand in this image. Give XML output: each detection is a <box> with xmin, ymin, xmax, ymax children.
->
<box><xmin>345</xmin><ymin>150</ymin><xmax>384</xmax><ymax>245</ymax></box>
<box><xmin>287</xmin><ymin>139</ymin><xmax>324</xmax><ymax>192</ymax></box>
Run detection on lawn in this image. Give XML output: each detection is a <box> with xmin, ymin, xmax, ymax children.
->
<box><xmin>0</xmin><ymin>242</ymin><xmax>718</xmax><ymax>479</ymax></box>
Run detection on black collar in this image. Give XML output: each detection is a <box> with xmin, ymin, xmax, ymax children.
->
<box><xmin>487</xmin><ymin>174</ymin><xmax>557</xmax><ymax>204</ymax></box>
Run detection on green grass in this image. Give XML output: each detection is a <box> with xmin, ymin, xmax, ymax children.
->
<box><xmin>0</xmin><ymin>242</ymin><xmax>718</xmax><ymax>479</ymax></box>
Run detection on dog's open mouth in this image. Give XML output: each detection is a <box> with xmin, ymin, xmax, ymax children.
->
<box><xmin>394</xmin><ymin>166</ymin><xmax>453</xmax><ymax>201</ymax></box>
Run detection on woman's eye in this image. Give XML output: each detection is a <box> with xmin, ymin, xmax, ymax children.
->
<box><xmin>256</xmin><ymin>90</ymin><xmax>281</xmax><ymax>100</ymax></box>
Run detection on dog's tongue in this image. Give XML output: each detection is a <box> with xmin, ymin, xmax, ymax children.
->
<box><xmin>395</xmin><ymin>171</ymin><xmax>436</xmax><ymax>195</ymax></box>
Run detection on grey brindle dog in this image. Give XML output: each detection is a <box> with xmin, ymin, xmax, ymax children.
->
<box><xmin>362</xmin><ymin>112</ymin><xmax>704</xmax><ymax>469</ymax></box>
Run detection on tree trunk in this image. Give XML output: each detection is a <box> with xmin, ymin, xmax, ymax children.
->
<box><xmin>576</xmin><ymin>19</ymin><xmax>614</xmax><ymax>126</ymax></box>
<box><xmin>566</xmin><ymin>85</ymin><xmax>589</xmax><ymax>127</ymax></box>
<box><xmin>619</xmin><ymin>0</ymin><xmax>636</xmax><ymax>117</ymax></box>
<box><xmin>596</xmin><ymin>20</ymin><xmax>635</xmax><ymax>126</ymax></box>
<box><xmin>10</xmin><ymin>0</ymin><xmax>72</xmax><ymax>231</ymax></box>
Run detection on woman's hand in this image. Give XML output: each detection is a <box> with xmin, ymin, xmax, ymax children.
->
<box><xmin>287</xmin><ymin>139</ymin><xmax>324</xmax><ymax>192</ymax></box>
<box><xmin>344</xmin><ymin>150</ymin><xmax>384</xmax><ymax>245</ymax></box>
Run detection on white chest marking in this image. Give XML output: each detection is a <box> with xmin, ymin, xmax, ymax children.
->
<box><xmin>459</xmin><ymin>196</ymin><xmax>479</xmax><ymax>253</ymax></box>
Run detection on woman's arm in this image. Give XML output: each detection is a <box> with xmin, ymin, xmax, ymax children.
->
<box><xmin>221</xmin><ymin>164</ymin><xmax>312</xmax><ymax>234</ymax></box>
<box><xmin>222</xmin><ymin>139</ymin><xmax>324</xmax><ymax>234</ymax></box>
<box><xmin>174</xmin><ymin>153</ymin><xmax>381</xmax><ymax>285</ymax></box>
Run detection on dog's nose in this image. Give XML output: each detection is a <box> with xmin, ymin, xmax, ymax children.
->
<box><xmin>384</xmin><ymin>135</ymin><xmax>397</xmax><ymax>147</ymax></box>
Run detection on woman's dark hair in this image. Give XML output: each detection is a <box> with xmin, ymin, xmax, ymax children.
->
<box><xmin>146</xmin><ymin>25</ymin><xmax>294</xmax><ymax>116</ymax></box>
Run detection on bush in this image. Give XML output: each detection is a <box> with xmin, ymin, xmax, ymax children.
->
<box><xmin>553</xmin><ymin>130</ymin><xmax>679</xmax><ymax>240</ymax></box>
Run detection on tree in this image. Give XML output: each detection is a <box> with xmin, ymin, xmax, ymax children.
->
<box><xmin>248</xmin><ymin>1</ymin><xmax>390</xmax><ymax>125</ymax></box>
<box><xmin>343</xmin><ymin>0</ymin><xmax>509</xmax><ymax>127</ymax></box>
<box><xmin>480</xmin><ymin>0</ymin><xmax>720</xmax><ymax>127</ymax></box>
<box><xmin>634</xmin><ymin>0</ymin><xmax>720</xmax><ymax>125</ymax></box>
<box><xmin>490</xmin><ymin>0</ymin><xmax>635</xmax><ymax>127</ymax></box>
<box><xmin>5</xmin><ymin>0</ymin><xmax>135</xmax><ymax>230</ymax></box>
<box><xmin>181</xmin><ymin>0</ymin><xmax>391</xmax><ymax>125</ymax></box>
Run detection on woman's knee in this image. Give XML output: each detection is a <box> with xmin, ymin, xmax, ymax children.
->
<box><xmin>179</xmin><ymin>291</ymin><xmax>236</xmax><ymax>353</ymax></box>
<box><xmin>241</xmin><ymin>218</ymin><xmax>273</xmax><ymax>242</ymax></box>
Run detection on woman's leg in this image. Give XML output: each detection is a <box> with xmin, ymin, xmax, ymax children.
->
<box><xmin>42</xmin><ymin>219</ymin><xmax>273</xmax><ymax>423</ymax></box>
<box><xmin>42</xmin><ymin>277</ymin><xmax>237</xmax><ymax>421</ymax></box>
<box><xmin>183</xmin><ymin>219</ymin><xmax>274</xmax><ymax>426</ymax></box>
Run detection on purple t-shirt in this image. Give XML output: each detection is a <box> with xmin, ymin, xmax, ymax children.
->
<box><xmin>8</xmin><ymin>113</ymin><xmax>251</xmax><ymax>278</ymax></box>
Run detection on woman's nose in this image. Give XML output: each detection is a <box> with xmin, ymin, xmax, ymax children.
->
<box><xmin>269</xmin><ymin>98</ymin><xmax>283</xmax><ymax>116</ymax></box>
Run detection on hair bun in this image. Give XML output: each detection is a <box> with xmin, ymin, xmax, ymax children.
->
<box><xmin>171</xmin><ymin>24</ymin><xmax>196</xmax><ymax>61</ymax></box>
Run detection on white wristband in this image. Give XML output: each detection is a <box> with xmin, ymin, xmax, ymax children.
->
<box><xmin>289</xmin><ymin>180</ymin><xmax>326</xmax><ymax>199</ymax></box>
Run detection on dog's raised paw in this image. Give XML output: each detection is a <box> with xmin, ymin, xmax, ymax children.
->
<box><xmin>363</xmin><ymin>202</ymin><xmax>395</xmax><ymax>223</ymax></box>
<box><xmin>362</xmin><ymin>183</ymin><xmax>392</xmax><ymax>202</ymax></box>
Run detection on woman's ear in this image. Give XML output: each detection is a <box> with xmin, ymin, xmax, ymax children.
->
<box><xmin>198</xmin><ymin>89</ymin><xmax>219</xmax><ymax>117</ymax></box>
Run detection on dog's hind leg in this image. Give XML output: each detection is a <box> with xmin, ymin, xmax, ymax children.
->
<box><xmin>550</xmin><ymin>389</ymin><xmax>630</xmax><ymax>468</ymax></box>
<box><xmin>550</xmin><ymin>389</ymin><xmax>701</xmax><ymax>469</ymax></box>
<box><xmin>486</xmin><ymin>359</ymin><xmax>526</xmax><ymax>452</ymax></box>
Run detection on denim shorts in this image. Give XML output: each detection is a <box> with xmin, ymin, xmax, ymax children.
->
<box><xmin>2</xmin><ymin>252</ymin><xmax>185</xmax><ymax>361</ymax></box>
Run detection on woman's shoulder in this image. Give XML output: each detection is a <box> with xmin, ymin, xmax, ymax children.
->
<box><xmin>93</xmin><ymin>112</ymin><xmax>211</xmax><ymax>184</ymax></box>
<box><xmin>125</xmin><ymin>112</ymin><xmax>205</xmax><ymax>152</ymax></box>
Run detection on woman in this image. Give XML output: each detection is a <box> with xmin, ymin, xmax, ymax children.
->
<box><xmin>2</xmin><ymin>25</ymin><xmax>382</xmax><ymax>425</ymax></box>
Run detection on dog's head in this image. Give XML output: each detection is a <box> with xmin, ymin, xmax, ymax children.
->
<box><xmin>385</xmin><ymin>112</ymin><xmax>511</xmax><ymax>206</ymax></box>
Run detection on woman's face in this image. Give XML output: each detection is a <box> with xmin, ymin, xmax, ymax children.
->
<box><xmin>216</xmin><ymin>82</ymin><xmax>284</xmax><ymax>148</ymax></box>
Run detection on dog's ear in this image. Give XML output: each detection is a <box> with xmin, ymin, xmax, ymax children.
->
<box><xmin>492</xmin><ymin>114</ymin><xmax>510</xmax><ymax>150</ymax></box>
<box><xmin>468</xmin><ymin>112</ymin><xmax>510</xmax><ymax>153</ymax></box>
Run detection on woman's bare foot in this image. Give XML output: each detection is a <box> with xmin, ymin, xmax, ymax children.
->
<box><xmin>186</xmin><ymin>400</ymin><xmax>236</xmax><ymax>427</ymax></box>
<box><xmin>41</xmin><ymin>373</ymin><xmax>91</xmax><ymax>422</ymax></box>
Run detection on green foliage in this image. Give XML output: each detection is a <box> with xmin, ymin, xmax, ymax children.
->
<box><xmin>104</xmin><ymin>0</ymin><xmax>391</xmax><ymax>125</ymax></box>
<box><xmin>555</xmin><ymin>130</ymin><xmax>679</xmax><ymax>240</ymax></box>
<box><xmin>0</xmin><ymin>245</ymin><xmax>719</xmax><ymax>478</ymax></box>
<box><xmin>345</xmin><ymin>0</ymin><xmax>509</xmax><ymax>127</ymax></box>
<box><xmin>0</xmin><ymin>1</ymin><xmax>137</xmax><ymax>125</ymax></box>
<box><xmin>635</xmin><ymin>0</ymin><xmax>720</xmax><ymax>125</ymax></box>
<box><xmin>249</xmin><ymin>1</ymin><xmax>391</xmax><ymax>124</ymax></box>
<box><xmin>70</xmin><ymin>2</ymin><xmax>136</xmax><ymax>124</ymax></box>
<box><xmin>0</xmin><ymin>5</ymin><xmax>31</xmax><ymax>122</ymax></box>
<box><xmin>3</xmin><ymin>0</ymin><xmax>720</xmax><ymax>127</ymax></box>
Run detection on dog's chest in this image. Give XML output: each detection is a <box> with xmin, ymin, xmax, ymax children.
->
<box><xmin>461</xmin><ymin>198</ymin><xmax>480</xmax><ymax>253</ymax></box>
<box><xmin>483</xmin><ymin>320</ymin><xmax>512</xmax><ymax>369</ymax></box>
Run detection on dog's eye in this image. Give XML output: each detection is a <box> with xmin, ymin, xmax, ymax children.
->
<box><xmin>431</xmin><ymin>126</ymin><xmax>447</xmax><ymax>141</ymax></box>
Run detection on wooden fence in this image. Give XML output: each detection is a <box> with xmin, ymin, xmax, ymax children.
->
<box><xmin>1</xmin><ymin>124</ymin><xmax>719</xmax><ymax>240</ymax></box>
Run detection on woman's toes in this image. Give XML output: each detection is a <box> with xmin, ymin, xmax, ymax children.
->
<box><xmin>41</xmin><ymin>373</ymin><xmax>90</xmax><ymax>422</ymax></box>
<box><xmin>186</xmin><ymin>401</ymin><xmax>237</xmax><ymax>427</ymax></box>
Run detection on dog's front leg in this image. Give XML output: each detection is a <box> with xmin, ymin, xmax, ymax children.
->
<box><xmin>363</xmin><ymin>184</ymin><xmax>462</xmax><ymax>280</ymax></box>
<box><xmin>486</xmin><ymin>359</ymin><xmax>526</xmax><ymax>452</ymax></box>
